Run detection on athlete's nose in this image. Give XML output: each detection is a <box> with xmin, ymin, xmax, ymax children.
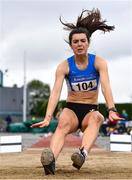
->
<box><xmin>78</xmin><ymin>40</ymin><xmax>82</xmax><ymax>46</ymax></box>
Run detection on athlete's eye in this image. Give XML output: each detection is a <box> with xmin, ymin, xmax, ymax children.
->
<box><xmin>73</xmin><ymin>40</ymin><xmax>78</xmax><ymax>44</ymax></box>
<box><xmin>81</xmin><ymin>39</ymin><xmax>86</xmax><ymax>42</ymax></box>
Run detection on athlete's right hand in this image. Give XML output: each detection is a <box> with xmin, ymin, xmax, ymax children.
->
<box><xmin>30</xmin><ymin>119</ymin><xmax>50</xmax><ymax>128</ymax></box>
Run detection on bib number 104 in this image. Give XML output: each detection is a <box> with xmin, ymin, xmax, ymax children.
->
<box><xmin>72</xmin><ymin>80</ymin><xmax>97</xmax><ymax>91</ymax></box>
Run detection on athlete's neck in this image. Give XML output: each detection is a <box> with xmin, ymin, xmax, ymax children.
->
<box><xmin>74</xmin><ymin>54</ymin><xmax>88</xmax><ymax>65</ymax></box>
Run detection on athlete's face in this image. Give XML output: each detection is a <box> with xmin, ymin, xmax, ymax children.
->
<box><xmin>70</xmin><ymin>33</ymin><xmax>89</xmax><ymax>56</ymax></box>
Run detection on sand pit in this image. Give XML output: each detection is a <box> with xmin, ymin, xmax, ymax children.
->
<box><xmin>0</xmin><ymin>134</ymin><xmax>132</xmax><ymax>179</ymax></box>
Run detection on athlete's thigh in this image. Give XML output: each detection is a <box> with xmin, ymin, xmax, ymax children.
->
<box><xmin>81</xmin><ymin>111</ymin><xmax>104</xmax><ymax>131</ymax></box>
<box><xmin>58</xmin><ymin>108</ymin><xmax>79</xmax><ymax>133</ymax></box>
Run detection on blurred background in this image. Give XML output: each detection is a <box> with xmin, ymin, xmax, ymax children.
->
<box><xmin>0</xmin><ymin>0</ymin><xmax>132</xmax><ymax>136</ymax></box>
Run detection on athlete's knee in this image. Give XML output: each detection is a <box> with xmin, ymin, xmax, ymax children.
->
<box><xmin>57</xmin><ymin>117</ymin><xmax>71</xmax><ymax>131</ymax></box>
<box><xmin>89</xmin><ymin>111</ymin><xmax>104</xmax><ymax>125</ymax></box>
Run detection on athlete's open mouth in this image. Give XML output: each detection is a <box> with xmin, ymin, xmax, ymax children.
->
<box><xmin>77</xmin><ymin>49</ymin><xmax>83</xmax><ymax>52</ymax></box>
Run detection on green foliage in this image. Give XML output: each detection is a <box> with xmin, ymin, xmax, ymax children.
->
<box><xmin>116</xmin><ymin>103</ymin><xmax>132</xmax><ymax>119</ymax></box>
<box><xmin>28</xmin><ymin>79</ymin><xmax>50</xmax><ymax>99</ymax></box>
<box><xmin>26</xmin><ymin>79</ymin><xmax>132</xmax><ymax>120</ymax></box>
<box><xmin>99</xmin><ymin>103</ymin><xmax>132</xmax><ymax>119</ymax></box>
<box><xmin>8</xmin><ymin>122</ymin><xmax>29</xmax><ymax>132</ymax></box>
<box><xmin>54</xmin><ymin>101</ymin><xmax>132</xmax><ymax>120</ymax></box>
<box><xmin>8</xmin><ymin>119</ymin><xmax>58</xmax><ymax>133</ymax></box>
<box><xmin>30</xmin><ymin>99</ymin><xmax>48</xmax><ymax>117</ymax></box>
<box><xmin>27</xmin><ymin>79</ymin><xmax>50</xmax><ymax>116</ymax></box>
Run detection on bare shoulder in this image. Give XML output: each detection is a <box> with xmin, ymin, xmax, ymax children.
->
<box><xmin>56</xmin><ymin>60</ymin><xmax>69</xmax><ymax>76</ymax></box>
<box><xmin>95</xmin><ymin>55</ymin><xmax>108</xmax><ymax>71</ymax></box>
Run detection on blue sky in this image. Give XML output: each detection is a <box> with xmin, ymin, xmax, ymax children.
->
<box><xmin>0</xmin><ymin>0</ymin><xmax>132</xmax><ymax>103</ymax></box>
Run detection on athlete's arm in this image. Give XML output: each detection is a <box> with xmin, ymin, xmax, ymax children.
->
<box><xmin>31</xmin><ymin>60</ymin><xmax>68</xmax><ymax>128</ymax></box>
<box><xmin>95</xmin><ymin>56</ymin><xmax>122</xmax><ymax>121</ymax></box>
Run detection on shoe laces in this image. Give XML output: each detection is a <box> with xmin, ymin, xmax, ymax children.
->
<box><xmin>79</xmin><ymin>147</ymin><xmax>86</xmax><ymax>159</ymax></box>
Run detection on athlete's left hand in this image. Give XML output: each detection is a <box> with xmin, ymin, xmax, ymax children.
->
<box><xmin>108</xmin><ymin>111</ymin><xmax>124</xmax><ymax>122</ymax></box>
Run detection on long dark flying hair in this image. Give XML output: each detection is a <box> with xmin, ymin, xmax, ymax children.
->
<box><xmin>60</xmin><ymin>9</ymin><xmax>115</xmax><ymax>44</ymax></box>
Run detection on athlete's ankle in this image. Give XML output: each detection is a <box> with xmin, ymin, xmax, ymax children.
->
<box><xmin>80</xmin><ymin>147</ymin><xmax>88</xmax><ymax>158</ymax></box>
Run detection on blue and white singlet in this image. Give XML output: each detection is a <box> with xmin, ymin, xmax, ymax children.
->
<box><xmin>65</xmin><ymin>53</ymin><xmax>100</xmax><ymax>92</ymax></box>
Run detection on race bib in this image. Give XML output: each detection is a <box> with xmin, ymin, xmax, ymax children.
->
<box><xmin>71</xmin><ymin>79</ymin><xmax>97</xmax><ymax>91</ymax></box>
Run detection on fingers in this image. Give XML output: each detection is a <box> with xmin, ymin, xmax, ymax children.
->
<box><xmin>30</xmin><ymin>120</ymin><xmax>49</xmax><ymax>128</ymax></box>
<box><xmin>113</xmin><ymin>113</ymin><xmax>123</xmax><ymax>120</ymax></box>
<box><xmin>109</xmin><ymin>112</ymin><xmax>124</xmax><ymax>121</ymax></box>
<box><xmin>39</xmin><ymin>124</ymin><xmax>47</xmax><ymax>128</ymax></box>
<box><xmin>30</xmin><ymin>123</ymin><xmax>42</xmax><ymax>128</ymax></box>
<box><xmin>109</xmin><ymin>117</ymin><xmax>114</xmax><ymax>122</ymax></box>
<box><xmin>31</xmin><ymin>122</ymin><xmax>45</xmax><ymax>128</ymax></box>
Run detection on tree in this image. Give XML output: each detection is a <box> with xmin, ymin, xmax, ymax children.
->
<box><xmin>27</xmin><ymin>79</ymin><xmax>50</xmax><ymax>116</ymax></box>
